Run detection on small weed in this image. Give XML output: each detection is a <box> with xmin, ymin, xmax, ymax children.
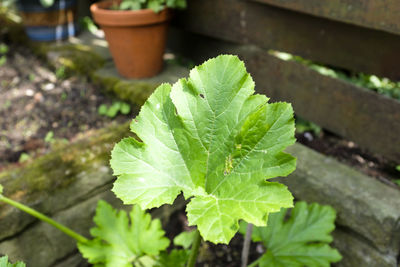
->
<box><xmin>60</xmin><ymin>92</ymin><xmax>68</xmax><ymax>101</ymax></box>
<box><xmin>3</xmin><ymin>100</ymin><xmax>11</xmax><ymax>109</ymax></box>
<box><xmin>80</xmin><ymin>16</ymin><xmax>98</xmax><ymax>34</ymax></box>
<box><xmin>18</xmin><ymin>153</ymin><xmax>31</xmax><ymax>163</ymax></box>
<box><xmin>29</xmin><ymin>74</ymin><xmax>36</xmax><ymax>81</ymax></box>
<box><xmin>55</xmin><ymin>66</ymin><xmax>66</xmax><ymax>79</ymax></box>
<box><xmin>98</xmin><ymin>101</ymin><xmax>131</xmax><ymax>118</ymax></box>
<box><xmin>0</xmin><ymin>56</ymin><xmax>6</xmax><ymax>67</ymax></box>
<box><xmin>0</xmin><ymin>43</ymin><xmax>9</xmax><ymax>54</ymax></box>
<box><xmin>44</xmin><ymin>131</ymin><xmax>55</xmax><ymax>144</ymax></box>
<box><xmin>0</xmin><ymin>43</ymin><xmax>8</xmax><ymax>67</ymax></box>
<box><xmin>295</xmin><ymin>117</ymin><xmax>322</xmax><ymax>136</ymax></box>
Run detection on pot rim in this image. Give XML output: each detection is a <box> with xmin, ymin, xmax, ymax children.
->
<box><xmin>90</xmin><ymin>0</ymin><xmax>171</xmax><ymax>27</ymax></box>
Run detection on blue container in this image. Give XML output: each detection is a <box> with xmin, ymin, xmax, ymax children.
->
<box><xmin>17</xmin><ymin>0</ymin><xmax>78</xmax><ymax>41</ymax></box>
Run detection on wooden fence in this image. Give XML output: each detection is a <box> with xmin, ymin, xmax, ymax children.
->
<box><xmin>169</xmin><ymin>0</ymin><xmax>400</xmax><ymax>163</ymax></box>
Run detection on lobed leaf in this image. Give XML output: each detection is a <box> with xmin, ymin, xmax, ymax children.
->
<box><xmin>111</xmin><ymin>55</ymin><xmax>296</xmax><ymax>243</ymax></box>
<box><xmin>0</xmin><ymin>256</ymin><xmax>25</xmax><ymax>267</ymax></box>
<box><xmin>173</xmin><ymin>230</ymin><xmax>197</xmax><ymax>249</ymax></box>
<box><xmin>240</xmin><ymin>202</ymin><xmax>342</xmax><ymax>267</ymax></box>
<box><xmin>78</xmin><ymin>200</ymin><xmax>169</xmax><ymax>267</ymax></box>
<box><xmin>155</xmin><ymin>250</ymin><xmax>189</xmax><ymax>267</ymax></box>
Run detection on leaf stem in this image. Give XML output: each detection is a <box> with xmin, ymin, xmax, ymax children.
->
<box><xmin>0</xmin><ymin>195</ymin><xmax>89</xmax><ymax>244</ymax></box>
<box><xmin>186</xmin><ymin>229</ymin><xmax>202</xmax><ymax>267</ymax></box>
<box><xmin>241</xmin><ymin>223</ymin><xmax>253</xmax><ymax>267</ymax></box>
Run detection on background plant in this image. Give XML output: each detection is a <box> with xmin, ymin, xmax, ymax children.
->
<box><xmin>0</xmin><ymin>256</ymin><xmax>25</xmax><ymax>267</ymax></box>
<box><xmin>240</xmin><ymin>202</ymin><xmax>342</xmax><ymax>267</ymax></box>
<box><xmin>114</xmin><ymin>0</ymin><xmax>186</xmax><ymax>12</ymax></box>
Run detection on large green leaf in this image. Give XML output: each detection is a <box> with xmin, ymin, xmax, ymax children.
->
<box><xmin>111</xmin><ymin>55</ymin><xmax>296</xmax><ymax>244</ymax></box>
<box><xmin>0</xmin><ymin>256</ymin><xmax>25</xmax><ymax>267</ymax></box>
<box><xmin>78</xmin><ymin>200</ymin><xmax>169</xmax><ymax>267</ymax></box>
<box><xmin>240</xmin><ymin>202</ymin><xmax>342</xmax><ymax>267</ymax></box>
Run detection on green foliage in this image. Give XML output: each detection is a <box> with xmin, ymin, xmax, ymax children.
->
<box><xmin>0</xmin><ymin>43</ymin><xmax>8</xmax><ymax>67</ymax></box>
<box><xmin>80</xmin><ymin>16</ymin><xmax>98</xmax><ymax>34</ymax></box>
<box><xmin>396</xmin><ymin>165</ymin><xmax>400</xmax><ymax>172</ymax></box>
<box><xmin>55</xmin><ymin>66</ymin><xmax>66</xmax><ymax>79</ymax></box>
<box><xmin>44</xmin><ymin>131</ymin><xmax>55</xmax><ymax>144</ymax></box>
<box><xmin>39</xmin><ymin>0</ymin><xmax>54</xmax><ymax>7</ymax></box>
<box><xmin>156</xmin><ymin>250</ymin><xmax>189</xmax><ymax>267</ymax></box>
<box><xmin>18</xmin><ymin>153</ymin><xmax>31</xmax><ymax>163</ymax></box>
<box><xmin>111</xmin><ymin>55</ymin><xmax>296</xmax><ymax>244</ymax></box>
<box><xmin>117</xmin><ymin>0</ymin><xmax>186</xmax><ymax>12</ymax></box>
<box><xmin>173</xmin><ymin>230</ymin><xmax>196</xmax><ymax>249</ymax></box>
<box><xmin>295</xmin><ymin>117</ymin><xmax>321</xmax><ymax>136</ymax></box>
<box><xmin>0</xmin><ymin>184</ymin><xmax>3</xmax><ymax>195</ymax></box>
<box><xmin>0</xmin><ymin>256</ymin><xmax>25</xmax><ymax>267</ymax></box>
<box><xmin>394</xmin><ymin>180</ymin><xmax>400</xmax><ymax>186</ymax></box>
<box><xmin>77</xmin><ymin>200</ymin><xmax>169</xmax><ymax>267</ymax></box>
<box><xmin>271</xmin><ymin>50</ymin><xmax>400</xmax><ymax>101</ymax></box>
<box><xmin>0</xmin><ymin>43</ymin><xmax>8</xmax><ymax>54</ymax></box>
<box><xmin>240</xmin><ymin>202</ymin><xmax>342</xmax><ymax>267</ymax></box>
<box><xmin>98</xmin><ymin>101</ymin><xmax>131</xmax><ymax>118</ymax></box>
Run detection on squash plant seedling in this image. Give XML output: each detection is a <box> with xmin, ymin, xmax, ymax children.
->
<box><xmin>0</xmin><ymin>55</ymin><xmax>341</xmax><ymax>266</ymax></box>
<box><xmin>110</xmin><ymin>54</ymin><xmax>296</xmax><ymax>264</ymax></box>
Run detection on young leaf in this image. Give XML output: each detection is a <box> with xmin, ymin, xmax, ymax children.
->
<box><xmin>120</xmin><ymin>102</ymin><xmax>131</xmax><ymax>115</ymax></box>
<box><xmin>78</xmin><ymin>200</ymin><xmax>169</xmax><ymax>267</ymax></box>
<box><xmin>240</xmin><ymin>202</ymin><xmax>342</xmax><ymax>267</ymax></box>
<box><xmin>111</xmin><ymin>55</ymin><xmax>296</xmax><ymax>244</ymax></box>
<box><xmin>155</xmin><ymin>250</ymin><xmax>190</xmax><ymax>267</ymax></box>
<box><xmin>0</xmin><ymin>256</ymin><xmax>26</xmax><ymax>267</ymax></box>
<box><xmin>173</xmin><ymin>230</ymin><xmax>197</xmax><ymax>249</ymax></box>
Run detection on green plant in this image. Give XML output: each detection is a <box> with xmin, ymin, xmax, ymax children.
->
<box><xmin>240</xmin><ymin>202</ymin><xmax>342</xmax><ymax>267</ymax></box>
<box><xmin>77</xmin><ymin>200</ymin><xmax>186</xmax><ymax>266</ymax></box>
<box><xmin>0</xmin><ymin>43</ymin><xmax>8</xmax><ymax>67</ymax></box>
<box><xmin>44</xmin><ymin>131</ymin><xmax>55</xmax><ymax>144</ymax></box>
<box><xmin>271</xmin><ymin>50</ymin><xmax>400</xmax><ymax>101</ymax></box>
<box><xmin>18</xmin><ymin>153</ymin><xmax>30</xmax><ymax>163</ymax></box>
<box><xmin>110</xmin><ymin>55</ymin><xmax>297</xmax><ymax>266</ymax></box>
<box><xmin>0</xmin><ymin>55</ymin><xmax>342</xmax><ymax>267</ymax></box>
<box><xmin>113</xmin><ymin>0</ymin><xmax>186</xmax><ymax>12</ymax></box>
<box><xmin>98</xmin><ymin>101</ymin><xmax>131</xmax><ymax>118</ymax></box>
<box><xmin>295</xmin><ymin>117</ymin><xmax>321</xmax><ymax>136</ymax></box>
<box><xmin>55</xmin><ymin>66</ymin><xmax>66</xmax><ymax>79</ymax></box>
<box><xmin>80</xmin><ymin>16</ymin><xmax>98</xmax><ymax>34</ymax></box>
<box><xmin>39</xmin><ymin>0</ymin><xmax>54</xmax><ymax>7</ymax></box>
<box><xmin>0</xmin><ymin>256</ymin><xmax>25</xmax><ymax>267</ymax></box>
<box><xmin>0</xmin><ymin>183</ymin><xmax>188</xmax><ymax>267</ymax></box>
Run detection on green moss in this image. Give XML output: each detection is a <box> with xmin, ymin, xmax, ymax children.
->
<box><xmin>0</xmin><ymin>123</ymin><xmax>130</xmax><ymax>202</ymax></box>
<box><xmin>48</xmin><ymin>44</ymin><xmax>106</xmax><ymax>76</ymax></box>
<box><xmin>92</xmin><ymin>73</ymin><xmax>158</xmax><ymax>106</ymax></box>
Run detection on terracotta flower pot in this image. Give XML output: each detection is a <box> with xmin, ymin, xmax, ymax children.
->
<box><xmin>90</xmin><ymin>1</ymin><xmax>171</xmax><ymax>78</ymax></box>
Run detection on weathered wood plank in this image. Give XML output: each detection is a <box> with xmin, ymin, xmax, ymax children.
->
<box><xmin>176</xmin><ymin>0</ymin><xmax>400</xmax><ymax>80</ymax></box>
<box><xmin>168</xmin><ymin>29</ymin><xmax>400</xmax><ymax>162</ymax></box>
<box><xmin>250</xmin><ymin>0</ymin><xmax>400</xmax><ymax>36</ymax></box>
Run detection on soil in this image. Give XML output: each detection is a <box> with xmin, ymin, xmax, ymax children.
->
<box><xmin>296</xmin><ymin>130</ymin><xmax>400</xmax><ymax>188</ymax></box>
<box><xmin>0</xmin><ymin>45</ymin><xmax>132</xmax><ymax>170</ymax></box>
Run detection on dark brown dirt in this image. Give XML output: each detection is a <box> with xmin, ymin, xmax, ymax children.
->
<box><xmin>0</xmin><ymin>45</ymin><xmax>132</xmax><ymax>170</ymax></box>
<box><xmin>296</xmin><ymin>130</ymin><xmax>400</xmax><ymax>188</ymax></box>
